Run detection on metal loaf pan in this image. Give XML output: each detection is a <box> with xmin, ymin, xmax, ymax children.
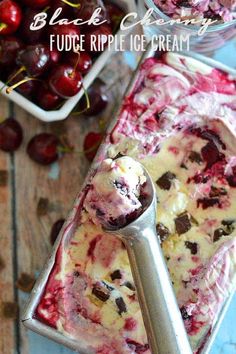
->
<box><xmin>0</xmin><ymin>0</ymin><xmax>135</xmax><ymax>122</ymax></box>
<box><xmin>23</xmin><ymin>43</ymin><xmax>236</xmax><ymax>353</ymax></box>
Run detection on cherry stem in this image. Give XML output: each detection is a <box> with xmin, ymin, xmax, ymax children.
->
<box><xmin>0</xmin><ymin>23</ymin><xmax>7</xmax><ymax>32</ymax></box>
<box><xmin>72</xmin><ymin>85</ymin><xmax>91</xmax><ymax>115</ymax></box>
<box><xmin>6</xmin><ymin>77</ymin><xmax>39</xmax><ymax>94</ymax></box>
<box><xmin>0</xmin><ymin>66</ymin><xmax>27</xmax><ymax>93</ymax></box>
<box><xmin>61</xmin><ymin>0</ymin><xmax>81</xmax><ymax>8</ymax></box>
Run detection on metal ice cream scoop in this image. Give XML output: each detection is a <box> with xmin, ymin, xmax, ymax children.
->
<box><xmin>106</xmin><ymin>165</ymin><xmax>192</xmax><ymax>354</ymax></box>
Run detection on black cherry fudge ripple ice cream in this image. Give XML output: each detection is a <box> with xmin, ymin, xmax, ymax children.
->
<box><xmin>84</xmin><ymin>156</ymin><xmax>147</xmax><ymax>230</ymax></box>
<box><xmin>36</xmin><ymin>52</ymin><xmax>236</xmax><ymax>354</ymax></box>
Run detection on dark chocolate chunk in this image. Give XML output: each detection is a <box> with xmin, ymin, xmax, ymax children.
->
<box><xmin>180</xmin><ymin>306</ymin><xmax>192</xmax><ymax>320</ymax></box>
<box><xmin>37</xmin><ymin>197</ymin><xmax>49</xmax><ymax>216</ymax></box>
<box><xmin>189</xmin><ymin>127</ymin><xmax>226</xmax><ymax>149</ymax></box>
<box><xmin>116</xmin><ymin>297</ymin><xmax>127</xmax><ymax>315</ymax></box>
<box><xmin>0</xmin><ymin>170</ymin><xmax>8</xmax><ymax>186</ymax></box>
<box><xmin>1</xmin><ymin>302</ymin><xmax>19</xmax><ymax>319</ymax></box>
<box><xmin>156</xmin><ymin>223</ymin><xmax>170</xmax><ymax>242</ymax></box>
<box><xmin>110</xmin><ymin>269</ymin><xmax>122</xmax><ymax>281</ymax></box>
<box><xmin>74</xmin><ymin>271</ymin><xmax>80</xmax><ymax>277</ymax></box>
<box><xmin>185</xmin><ymin>241</ymin><xmax>198</xmax><ymax>255</ymax></box>
<box><xmin>210</xmin><ymin>186</ymin><xmax>227</xmax><ymax>198</ymax></box>
<box><xmin>16</xmin><ymin>273</ymin><xmax>35</xmax><ymax>293</ymax></box>
<box><xmin>197</xmin><ymin>198</ymin><xmax>220</xmax><ymax>209</ymax></box>
<box><xmin>213</xmin><ymin>228</ymin><xmax>225</xmax><ymax>242</ymax></box>
<box><xmin>226</xmin><ymin>174</ymin><xmax>236</xmax><ymax>187</ymax></box>
<box><xmin>92</xmin><ymin>283</ymin><xmax>110</xmax><ymax>302</ymax></box>
<box><xmin>102</xmin><ymin>281</ymin><xmax>114</xmax><ymax>292</ymax></box>
<box><xmin>189</xmin><ymin>151</ymin><xmax>202</xmax><ymax>164</ymax></box>
<box><xmin>114</xmin><ymin>152</ymin><xmax>125</xmax><ymax>160</ymax></box>
<box><xmin>201</xmin><ymin>141</ymin><xmax>222</xmax><ymax>169</ymax></box>
<box><xmin>177</xmin><ymin>0</ymin><xmax>191</xmax><ymax>7</ymax></box>
<box><xmin>126</xmin><ymin>339</ymin><xmax>149</xmax><ymax>353</ymax></box>
<box><xmin>123</xmin><ymin>281</ymin><xmax>135</xmax><ymax>291</ymax></box>
<box><xmin>213</xmin><ymin>223</ymin><xmax>234</xmax><ymax>242</ymax></box>
<box><xmin>156</xmin><ymin>172</ymin><xmax>176</xmax><ymax>190</ymax></box>
<box><xmin>222</xmin><ymin>220</ymin><xmax>235</xmax><ymax>226</ymax></box>
<box><xmin>175</xmin><ymin>212</ymin><xmax>191</xmax><ymax>235</ymax></box>
<box><xmin>180</xmin><ymin>162</ymin><xmax>188</xmax><ymax>170</ymax></box>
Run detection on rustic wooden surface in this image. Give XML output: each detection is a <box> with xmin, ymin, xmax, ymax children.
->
<box><xmin>0</xmin><ymin>49</ymin><xmax>137</xmax><ymax>354</ymax></box>
<box><xmin>0</xmin><ymin>41</ymin><xmax>236</xmax><ymax>354</ymax></box>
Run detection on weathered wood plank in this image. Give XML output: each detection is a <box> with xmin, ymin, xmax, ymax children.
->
<box><xmin>14</xmin><ymin>106</ymin><xmax>99</xmax><ymax>354</ymax></box>
<box><xmin>0</xmin><ymin>97</ymin><xmax>16</xmax><ymax>354</ymax></box>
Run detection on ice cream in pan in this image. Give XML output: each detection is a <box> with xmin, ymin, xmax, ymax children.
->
<box><xmin>36</xmin><ymin>52</ymin><xmax>236</xmax><ymax>354</ymax></box>
<box><xmin>154</xmin><ymin>0</ymin><xmax>236</xmax><ymax>22</ymax></box>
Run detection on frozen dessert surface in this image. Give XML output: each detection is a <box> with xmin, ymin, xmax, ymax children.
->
<box><xmin>154</xmin><ymin>0</ymin><xmax>236</xmax><ymax>22</ymax></box>
<box><xmin>36</xmin><ymin>52</ymin><xmax>236</xmax><ymax>354</ymax></box>
<box><xmin>84</xmin><ymin>156</ymin><xmax>147</xmax><ymax>230</ymax></box>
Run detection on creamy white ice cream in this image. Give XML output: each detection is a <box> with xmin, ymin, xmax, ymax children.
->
<box><xmin>84</xmin><ymin>156</ymin><xmax>147</xmax><ymax>229</ymax></box>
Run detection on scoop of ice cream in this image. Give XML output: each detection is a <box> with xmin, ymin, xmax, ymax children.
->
<box><xmin>84</xmin><ymin>156</ymin><xmax>147</xmax><ymax>229</ymax></box>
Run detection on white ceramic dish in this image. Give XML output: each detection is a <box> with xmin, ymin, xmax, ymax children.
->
<box><xmin>0</xmin><ymin>0</ymin><xmax>136</xmax><ymax>122</ymax></box>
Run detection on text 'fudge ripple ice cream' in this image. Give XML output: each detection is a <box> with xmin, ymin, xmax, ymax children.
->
<box><xmin>84</xmin><ymin>156</ymin><xmax>147</xmax><ymax>230</ymax></box>
<box><xmin>36</xmin><ymin>52</ymin><xmax>236</xmax><ymax>354</ymax></box>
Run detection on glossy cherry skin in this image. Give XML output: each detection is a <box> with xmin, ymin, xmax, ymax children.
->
<box><xmin>85</xmin><ymin>24</ymin><xmax>112</xmax><ymax>54</ymax></box>
<box><xmin>49</xmin><ymin>64</ymin><xmax>82</xmax><ymax>98</ymax></box>
<box><xmin>19</xmin><ymin>9</ymin><xmax>46</xmax><ymax>44</ymax></box>
<box><xmin>27</xmin><ymin>133</ymin><xmax>60</xmax><ymax>165</ymax></box>
<box><xmin>0</xmin><ymin>36</ymin><xmax>23</xmax><ymax>66</ymax></box>
<box><xmin>21</xmin><ymin>0</ymin><xmax>51</xmax><ymax>9</ymax></box>
<box><xmin>17</xmin><ymin>44</ymin><xmax>50</xmax><ymax>77</ymax></box>
<box><xmin>37</xmin><ymin>86</ymin><xmax>62</xmax><ymax>110</ymax></box>
<box><xmin>83</xmin><ymin>131</ymin><xmax>103</xmax><ymax>161</ymax></box>
<box><xmin>0</xmin><ymin>118</ymin><xmax>23</xmax><ymax>152</ymax></box>
<box><xmin>65</xmin><ymin>51</ymin><xmax>92</xmax><ymax>75</ymax></box>
<box><xmin>0</xmin><ymin>0</ymin><xmax>22</xmax><ymax>35</ymax></box>
<box><xmin>49</xmin><ymin>48</ymin><xmax>61</xmax><ymax>65</ymax></box>
<box><xmin>106</xmin><ymin>3</ymin><xmax>125</xmax><ymax>31</ymax></box>
<box><xmin>79</xmin><ymin>78</ymin><xmax>108</xmax><ymax>116</ymax></box>
<box><xmin>50</xmin><ymin>23</ymin><xmax>80</xmax><ymax>41</ymax></box>
<box><xmin>7</xmin><ymin>68</ymin><xmax>39</xmax><ymax>98</ymax></box>
<box><xmin>49</xmin><ymin>0</ymin><xmax>73</xmax><ymax>18</ymax></box>
<box><xmin>74</xmin><ymin>0</ymin><xmax>108</xmax><ymax>22</ymax></box>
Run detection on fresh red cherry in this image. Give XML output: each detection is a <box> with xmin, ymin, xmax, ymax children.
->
<box><xmin>17</xmin><ymin>44</ymin><xmax>50</xmax><ymax>77</ymax></box>
<box><xmin>37</xmin><ymin>86</ymin><xmax>62</xmax><ymax>110</ymax></box>
<box><xmin>27</xmin><ymin>133</ymin><xmax>60</xmax><ymax>165</ymax></box>
<box><xmin>19</xmin><ymin>9</ymin><xmax>46</xmax><ymax>44</ymax></box>
<box><xmin>50</xmin><ymin>23</ymin><xmax>80</xmax><ymax>42</ymax></box>
<box><xmin>49</xmin><ymin>48</ymin><xmax>61</xmax><ymax>65</ymax></box>
<box><xmin>50</xmin><ymin>219</ymin><xmax>65</xmax><ymax>245</ymax></box>
<box><xmin>21</xmin><ymin>0</ymin><xmax>51</xmax><ymax>9</ymax></box>
<box><xmin>49</xmin><ymin>64</ymin><xmax>82</xmax><ymax>98</ymax></box>
<box><xmin>7</xmin><ymin>68</ymin><xmax>39</xmax><ymax>98</ymax></box>
<box><xmin>49</xmin><ymin>0</ymin><xmax>73</xmax><ymax>18</ymax></box>
<box><xmin>79</xmin><ymin>78</ymin><xmax>108</xmax><ymax>116</ymax></box>
<box><xmin>74</xmin><ymin>0</ymin><xmax>108</xmax><ymax>22</ymax></box>
<box><xmin>0</xmin><ymin>0</ymin><xmax>22</xmax><ymax>35</ymax></box>
<box><xmin>65</xmin><ymin>52</ymin><xmax>92</xmax><ymax>75</ymax></box>
<box><xmin>0</xmin><ymin>36</ymin><xmax>23</xmax><ymax>66</ymax></box>
<box><xmin>83</xmin><ymin>131</ymin><xmax>103</xmax><ymax>161</ymax></box>
<box><xmin>106</xmin><ymin>3</ymin><xmax>125</xmax><ymax>31</ymax></box>
<box><xmin>85</xmin><ymin>24</ymin><xmax>112</xmax><ymax>54</ymax></box>
<box><xmin>0</xmin><ymin>118</ymin><xmax>23</xmax><ymax>152</ymax></box>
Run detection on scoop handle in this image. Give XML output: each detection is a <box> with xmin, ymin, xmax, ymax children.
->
<box><xmin>122</xmin><ymin>225</ymin><xmax>192</xmax><ymax>354</ymax></box>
